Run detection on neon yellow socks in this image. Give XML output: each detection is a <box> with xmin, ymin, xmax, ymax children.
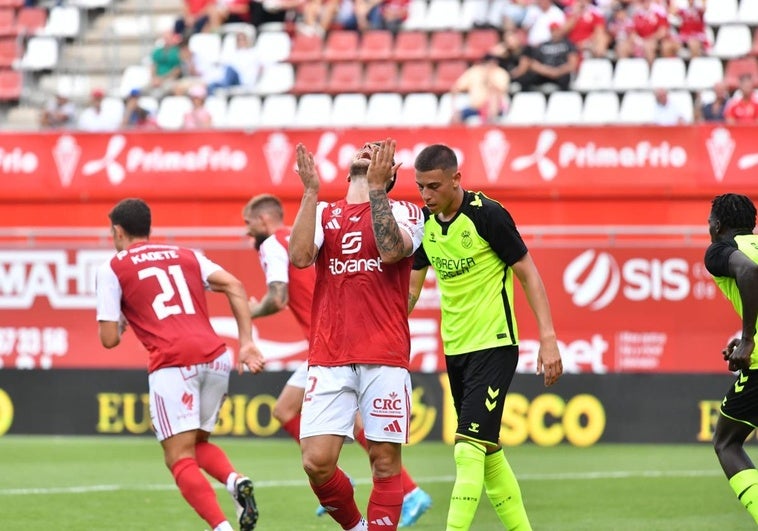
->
<box><xmin>730</xmin><ymin>468</ymin><xmax>758</xmax><ymax>523</ymax></box>
<box><xmin>484</xmin><ymin>449</ymin><xmax>532</xmax><ymax>530</ymax></box>
<box><xmin>446</xmin><ymin>441</ymin><xmax>486</xmax><ymax>530</ymax></box>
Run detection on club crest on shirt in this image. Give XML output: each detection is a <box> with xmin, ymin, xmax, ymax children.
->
<box><xmin>461</xmin><ymin>230</ymin><xmax>472</xmax><ymax>249</ymax></box>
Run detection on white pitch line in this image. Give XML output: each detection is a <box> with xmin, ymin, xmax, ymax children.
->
<box><xmin>0</xmin><ymin>469</ymin><xmax>722</xmax><ymax>496</ymax></box>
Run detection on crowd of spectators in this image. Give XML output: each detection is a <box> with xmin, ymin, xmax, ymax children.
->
<box><xmin>33</xmin><ymin>0</ymin><xmax>758</xmax><ymax>129</ymax></box>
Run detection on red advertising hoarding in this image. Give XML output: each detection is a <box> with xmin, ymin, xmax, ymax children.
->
<box><xmin>0</xmin><ymin>243</ymin><xmax>736</xmax><ymax>374</ymax></box>
<box><xmin>0</xmin><ymin>125</ymin><xmax>756</xmax><ymax>204</ymax></box>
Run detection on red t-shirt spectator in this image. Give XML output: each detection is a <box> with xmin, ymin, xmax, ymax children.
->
<box><xmin>567</xmin><ymin>4</ymin><xmax>605</xmax><ymax>45</ymax></box>
<box><xmin>724</xmin><ymin>94</ymin><xmax>758</xmax><ymax>123</ymax></box>
<box><xmin>633</xmin><ymin>3</ymin><xmax>668</xmax><ymax>39</ymax></box>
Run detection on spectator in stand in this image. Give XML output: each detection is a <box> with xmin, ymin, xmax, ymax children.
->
<box><xmin>522</xmin><ymin>0</ymin><xmax>566</xmax><ymax>47</ymax></box>
<box><xmin>174</xmin><ymin>0</ymin><xmax>214</xmax><ymax>38</ymax></box>
<box><xmin>40</xmin><ymin>91</ymin><xmax>76</xmax><ymax>129</ymax></box>
<box><xmin>207</xmin><ymin>31</ymin><xmax>265</xmax><ymax>94</ymax></box>
<box><xmin>490</xmin><ymin>28</ymin><xmax>529</xmax><ymax>82</ymax></box>
<box><xmin>77</xmin><ymin>88</ymin><xmax>119</xmax><ymax>132</ymax></box>
<box><xmin>518</xmin><ymin>21</ymin><xmax>579</xmax><ymax>92</ymax></box>
<box><xmin>377</xmin><ymin>0</ymin><xmax>410</xmax><ymax>34</ymax></box>
<box><xmin>651</xmin><ymin>87</ymin><xmax>685</xmax><ymax>126</ymax></box>
<box><xmin>450</xmin><ymin>53</ymin><xmax>510</xmax><ymax>125</ymax></box>
<box><xmin>207</xmin><ymin>0</ymin><xmax>253</xmax><ymax>31</ymax></box>
<box><xmin>298</xmin><ymin>0</ymin><xmax>340</xmax><ymax>36</ymax></box>
<box><xmin>698</xmin><ymin>81</ymin><xmax>729</xmax><ymax>123</ymax></box>
<box><xmin>250</xmin><ymin>0</ymin><xmax>305</xmax><ymax>29</ymax></box>
<box><xmin>479</xmin><ymin>0</ymin><xmax>530</xmax><ymax>31</ymax></box>
<box><xmin>183</xmin><ymin>84</ymin><xmax>214</xmax><ymax>129</ymax></box>
<box><xmin>563</xmin><ymin>0</ymin><xmax>609</xmax><ymax>58</ymax></box>
<box><xmin>333</xmin><ymin>0</ymin><xmax>383</xmax><ymax>31</ymax></box>
<box><xmin>724</xmin><ymin>74</ymin><xmax>758</xmax><ymax>125</ymax></box>
<box><xmin>121</xmin><ymin>89</ymin><xmax>158</xmax><ymax>129</ymax></box>
<box><xmin>629</xmin><ymin>0</ymin><xmax>679</xmax><ymax>64</ymax></box>
<box><xmin>150</xmin><ymin>30</ymin><xmax>184</xmax><ymax>94</ymax></box>
<box><xmin>671</xmin><ymin>0</ymin><xmax>708</xmax><ymax>58</ymax></box>
<box><xmin>608</xmin><ymin>3</ymin><xmax>635</xmax><ymax>59</ymax></box>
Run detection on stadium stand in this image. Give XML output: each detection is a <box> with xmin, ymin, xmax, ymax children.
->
<box><xmin>1</xmin><ymin>0</ymin><xmax>757</xmax><ymax>130</ymax></box>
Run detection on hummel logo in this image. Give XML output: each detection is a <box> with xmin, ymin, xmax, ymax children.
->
<box><xmin>735</xmin><ymin>372</ymin><xmax>749</xmax><ymax>393</ymax></box>
<box><xmin>370</xmin><ymin>516</ymin><xmax>394</xmax><ymax>526</ymax></box>
<box><xmin>326</xmin><ymin>219</ymin><xmax>341</xmax><ymax>230</ymax></box>
<box><xmin>468</xmin><ymin>422</ymin><xmax>479</xmax><ymax>433</ymax></box>
<box><xmin>384</xmin><ymin>419</ymin><xmax>403</xmax><ymax>433</ymax></box>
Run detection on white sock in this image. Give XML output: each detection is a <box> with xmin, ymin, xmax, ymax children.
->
<box><xmin>347</xmin><ymin>517</ymin><xmax>367</xmax><ymax>531</ymax></box>
<box><xmin>225</xmin><ymin>472</ymin><xmax>240</xmax><ymax>495</ymax></box>
<box><xmin>213</xmin><ymin>521</ymin><xmax>234</xmax><ymax>531</ymax></box>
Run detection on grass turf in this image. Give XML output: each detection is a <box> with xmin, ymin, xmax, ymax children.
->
<box><xmin>0</xmin><ymin>436</ymin><xmax>754</xmax><ymax>530</ymax></box>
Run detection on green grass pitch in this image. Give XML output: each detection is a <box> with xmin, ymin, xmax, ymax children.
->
<box><xmin>0</xmin><ymin>437</ymin><xmax>754</xmax><ymax>530</ymax></box>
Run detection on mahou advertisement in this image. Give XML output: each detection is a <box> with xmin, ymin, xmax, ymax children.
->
<box><xmin>0</xmin><ymin>243</ymin><xmax>738</xmax><ymax>374</ymax></box>
<box><xmin>0</xmin><ymin>125</ymin><xmax>757</xmax><ymax>202</ymax></box>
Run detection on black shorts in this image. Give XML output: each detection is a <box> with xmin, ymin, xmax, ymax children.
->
<box><xmin>721</xmin><ymin>369</ymin><xmax>758</xmax><ymax>428</ymax></box>
<box><xmin>445</xmin><ymin>346</ymin><xmax>519</xmax><ymax>445</ymax></box>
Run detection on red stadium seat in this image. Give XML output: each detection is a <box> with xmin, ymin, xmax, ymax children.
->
<box><xmin>327</xmin><ymin>61</ymin><xmax>363</xmax><ymax>94</ymax></box>
<box><xmin>16</xmin><ymin>7</ymin><xmax>46</xmax><ymax>35</ymax></box>
<box><xmin>288</xmin><ymin>33</ymin><xmax>323</xmax><ymax>63</ymax></box>
<box><xmin>0</xmin><ymin>8</ymin><xmax>16</xmax><ymax>37</ymax></box>
<box><xmin>358</xmin><ymin>30</ymin><xmax>393</xmax><ymax>62</ymax></box>
<box><xmin>397</xmin><ymin>60</ymin><xmax>433</xmax><ymax>94</ymax></box>
<box><xmin>291</xmin><ymin>61</ymin><xmax>328</xmax><ymax>95</ymax></box>
<box><xmin>323</xmin><ymin>29</ymin><xmax>359</xmax><ymax>61</ymax></box>
<box><xmin>392</xmin><ymin>31</ymin><xmax>428</xmax><ymax>62</ymax></box>
<box><xmin>361</xmin><ymin>60</ymin><xmax>398</xmax><ymax>94</ymax></box>
<box><xmin>724</xmin><ymin>57</ymin><xmax>758</xmax><ymax>89</ymax></box>
<box><xmin>432</xmin><ymin>59</ymin><xmax>467</xmax><ymax>94</ymax></box>
<box><xmin>0</xmin><ymin>69</ymin><xmax>22</xmax><ymax>100</ymax></box>
<box><xmin>428</xmin><ymin>30</ymin><xmax>464</xmax><ymax>61</ymax></box>
<box><xmin>0</xmin><ymin>36</ymin><xmax>19</xmax><ymax>68</ymax></box>
<box><xmin>463</xmin><ymin>28</ymin><xmax>499</xmax><ymax>61</ymax></box>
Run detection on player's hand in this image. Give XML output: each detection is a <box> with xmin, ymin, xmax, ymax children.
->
<box><xmin>723</xmin><ymin>337</ymin><xmax>754</xmax><ymax>372</ymax></box>
<box><xmin>237</xmin><ymin>341</ymin><xmax>265</xmax><ymax>375</ymax></box>
<box><xmin>295</xmin><ymin>143</ymin><xmax>320</xmax><ymax>194</ymax></box>
<box><xmin>536</xmin><ymin>338</ymin><xmax>562</xmax><ymax>387</ymax></box>
<box><xmin>366</xmin><ymin>138</ymin><xmax>401</xmax><ymax>191</ymax></box>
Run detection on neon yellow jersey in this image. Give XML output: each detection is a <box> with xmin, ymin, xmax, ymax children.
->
<box><xmin>705</xmin><ymin>233</ymin><xmax>758</xmax><ymax>368</ymax></box>
<box><xmin>413</xmin><ymin>191</ymin><xmax>527</xmax><ymax>355</ymax></box>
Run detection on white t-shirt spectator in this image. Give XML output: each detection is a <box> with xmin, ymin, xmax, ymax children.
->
<box><xmin>523</xmin><ymin>3</ymin><xmax>566</xmax><ymax>46</ymax></box>
<box><xmin>78</xmin><ymin>105</ymin><xmax>119</xmax><ymax>131</ymax></box>
<box><xmin>652</xmin><ymin>100</ymin><xmax>684</xmax><ymax>126</ymax></box>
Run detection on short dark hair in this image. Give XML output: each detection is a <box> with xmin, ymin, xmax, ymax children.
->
<box><xmin>414</xmin><ymin>144</ymin><xmax>458</xmax><ymax>173</ymax></box>
<box><xmin>711</xmin><ymin>193</ymin><xmax>757</xmax><ymax>231</ymax></box>
<box><xmin>109</xmin><ymin>198</ymin><xmax>151</xmax><ymax>237</ymax></box>
<box><xmin>243</xmin><ymin>194</ymin><xmax>283</xmax><ymax>219</ymax></box>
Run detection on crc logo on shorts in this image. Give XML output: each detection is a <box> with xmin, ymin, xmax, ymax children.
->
<box><xmin>564</xmin><ymin>249</ymin><xmax>691</xmax><ymax>310</ymax></box>
<box><xmin>341</xmin><ymin>232</ymin><xmax>362</xmax><ymax>254</ymax></box>
<box><xmin>371</xmin><ymin>392</ymin><xmax>404</xmax><ymax>430</ymax></box>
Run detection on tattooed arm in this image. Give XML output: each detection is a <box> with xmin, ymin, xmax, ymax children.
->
<box><xmin>367</xmin><ymin>139</ymin><xmax>413</xmax><ymax>263</ymax></box>
<box><xmin>249</xmin><ymin>281</ymin><xmax>289</xmax><ymax>318</ymax></box>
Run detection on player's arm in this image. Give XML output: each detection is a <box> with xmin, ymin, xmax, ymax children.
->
<box><xmin>290</xmin><ymin>143</ymin><xmax>320</xmax><ymax>268</ymax></box>
<box><xmin>207</xmin><ymin>268</ymin><xmax>266</xmax><ymax>374</ymax></box>
<box><xmin>511</xmin><ymin>253</ymin><xmax>562</xmax><ymax>386</ymax></box>
<box><xmin>408</xmin><ymin>266</ymin><xmax>427</xmax><ymax>314</ymax></box>
<box><xmin>727</xmin><ymin>250</ymin><xmax>758</xmax><ymax>369</ymax></box>
<box><xmin>95</xmin><ymin>262</ymin><xmax>124</xmax><ymax>349</ymax></box>
<box><xmin>250</xmin><ymin>281</ymin><xmax>289</xmax><ymax>318</ymax></box>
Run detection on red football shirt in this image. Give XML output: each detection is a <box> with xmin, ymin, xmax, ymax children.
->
<box><xmin>257</xmin><ymin>226</ymin><xmax>315</xmax><ymax>339</ymax></box>
<box><xmin>724</xmin><ymin>95</ymin><xmax>758</xmax><ymax>123</ymax></box>
<box><xmin>96</xmin><ymin>243</ymin><xmax>226</xmax><ymax>373</ymax></box>
<box><xmin>633</xmin><ymin>4</ymin><xmax>668</xmax><ymax>39</ymax></box>
<box><xmin>677</xmin><ymin>7</ymin><xmax>705</xmax><ymax>37</ymax></box>
<box><xmin>308</xmin><ymin>199</ymin><xmax>424</xmax><ymax>369</ymax></box>
<box><xmin>567</xmin><ymin>5</ymin><xmax>605</xmax><ymax>45</ymax></box>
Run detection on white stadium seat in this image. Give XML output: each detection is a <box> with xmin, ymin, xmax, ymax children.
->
<box><xmin>295</xmin><ymin>93</ymin><xmax>333</xmax><ymax>128</ymax></box>
<box><xmin>544</xmin><ymin>91</ymin><xmax>583</xmax><ymax>125</ymax></box>
<box><xmin>155</xmin><ymin>95</ymin><xmax>193</xmax><ymax>130</ymax></box>
<box><xmin>204</xmin><ymin>95</ymin><xmax>228</xmax><ymax>128</ymax></box>
<box><xmin>118</xmin><ymin>64</ymin><xmax>151</xmax><ymax>98</ymax></box>
<box><xmin>189</xmin><ymin>32</ymin><xmax>222</xmax><ymax>64</ymax></box>
<box><xmin>573</xmin><ymin>58</ymin><xmax>613</xmax><ymax>92</ymax></box>
<box><xmin>330</xmin><ymin>93</ymin><xmax>367</xmax><ymax>127</ymax></box>
<box><xmin>613</xmin><ymin>58</ymin><xmax>650</xmax><ymax>91</ymax></box>
<box><xmin>402</xmin><ymin>0</ymin><xmax>429</xmax><ymax>31</ymax></box>
<box><xmin>225</xmin><ymin>95</ymin><xmax>262</xmax><ymax>129</ymax></box>
<box><xmin>581</xmin><ymin>91</ymin><xmax>619</xmax><ymax>125</ymax></box>
<box><xmin>254</xmin><ymin>31</ymin><xmax>292</xmax><ymax>63</ymax></box>
<box><xmin>259</xmin><ymin>94</ymin><xmax>297</xmax><ymax>128</ymax></box>
<box><xmin>704</xmin><ymin>0</ymin><xmax>738</xmax><ymax>25</ymax></box>
<box><xmin>506</xmin><ymin>91</ymin><xmax>546</xmax><ymax>125</ymax></box>
<box><xmin>711</xmin><ymin>24</ymin><xmax>752</xmax><ymax>58</ymax></box>
<box><xmin>254</xmin><ymin>62</ymin><xmax>294</xmax><ymax>95</ymax></box>
<box><xmin>41</xmin><ymin>6</ymin><xmax>81</xmax><ymax>38</ymax></box>
<box><xmin>457</xmin><ymin>0</ymin><xmax>488</xmax><ymax>31</ymax></box>
<box><xmin>668</xmin><ymin>89</ymin><xmax>694</xmax><ymax>124</ymax></box>
<box><xmin>365</xmin><ymin>92</ymin><xmax>404</xmax><ymax>127</ymax></box>
<box><xmin>618</xmin><ymin>91</ymin><xmax>656</xmax><ymax>124</ymax></box>
<box><xmin>738</xmin><ymin>0</ymin><xmax>758</xmax><ymax>25</ymax></box>
<box><xmin>400</xmin><ymin>92</ymin><xmax>440</xmax><ymax>126</ymax></box>
<box><xmin>649</xmin><ymin>57</ymin><xmax>686</xmax><ymax>90</ymax></box>
<box><xmin>685</xmin><ymin>56</ymin><xmax>724</xmax><ymax>91</ymax></box>
<box><xmin>17</xmin><ymin>37</ymin><xmax>58</xmax><ymax>71</ymax></box>
<box><xmin>425</xmin><ymin>0</ymin><xmax>463</xmax><ymax>31</ymax></box>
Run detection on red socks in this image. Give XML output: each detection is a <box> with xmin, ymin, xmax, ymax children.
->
<box><xmin>171</xmin><ymin>457</ymin><xmax>226</xmax><ymax>528</ymax></box>
<box><xmin>195</xmin><ymin>441</ymin><xmax>235</xmax><ymax>484</ymax></box>
<box><xmin>312</xmin><ymin>468</ymin><xmax>363</xmax><ymax>530</ymax></box>
<box><xmin>368</xmin><ymin>473</ymin><xmax>403</xmax><ymax>530</ymax></box>
<box><xmin>355</xmin><ymin>429</ymin><xmax>416</xmax><ymax>496</ymax></box>
<box><xmin>281</xmin><ymin>414</ymin><xmax>301</xmax><ymax>442</ymax></box>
